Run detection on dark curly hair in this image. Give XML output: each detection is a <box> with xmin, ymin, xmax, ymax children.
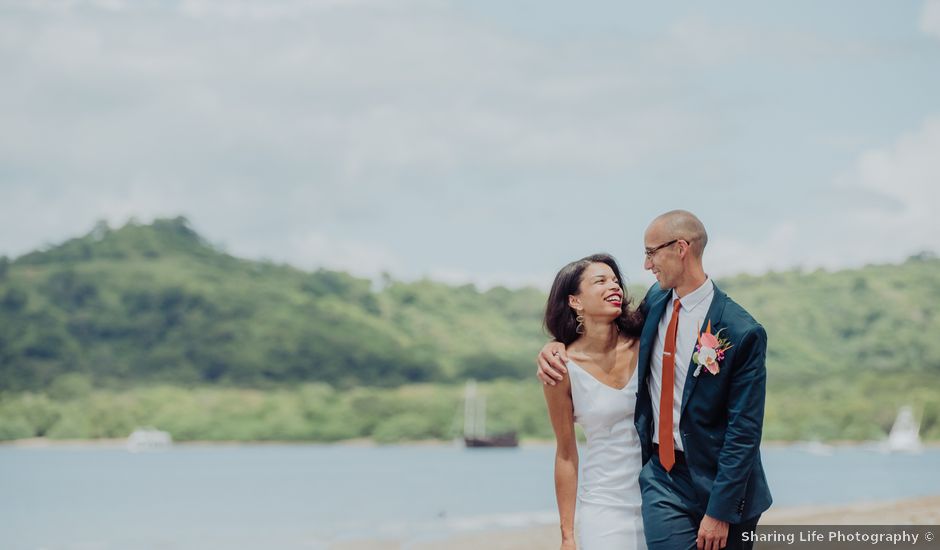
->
<box><xmin>543</xmin><ymin>253</ymin><xmax>645</xmax><ymax>345</ymax></box>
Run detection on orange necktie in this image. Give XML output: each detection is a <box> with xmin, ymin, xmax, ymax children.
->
<box><xmin>659</xmin><ymin>297</ymin><xmax>682</xmax><ymax>472</ymax></box>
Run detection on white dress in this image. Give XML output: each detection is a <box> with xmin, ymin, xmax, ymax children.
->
<box><xmin>568</xmin><ymin>359</ymin><xmax>646</xmax><ymax>550</ymax></box>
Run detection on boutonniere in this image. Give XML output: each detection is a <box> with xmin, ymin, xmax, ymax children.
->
<box><xmin>692</xmin><ymin>320</ymin><xmax>733</xmax><ymax>377</ymax></box>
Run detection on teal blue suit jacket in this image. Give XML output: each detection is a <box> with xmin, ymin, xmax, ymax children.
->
<box><xmin>634</xmin><ymin>282</ymin><xmax>773</xmax><ymax>523</ymax></box>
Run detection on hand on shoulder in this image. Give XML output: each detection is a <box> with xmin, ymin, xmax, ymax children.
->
<box><xmin>537</xmin><ymin>341</ymin><xmax>569</xmax><ymax>386</ymax></box>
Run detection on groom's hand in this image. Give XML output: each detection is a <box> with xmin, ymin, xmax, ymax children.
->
<box><xmin>697</xmin><ymin>514</ymin><xmax>729</xmax><ymax>550</ymax></box>
<box><xmin>536</xmin><ymin>341</ymin><xmax>568</xmax><ymax>386</ymax></box>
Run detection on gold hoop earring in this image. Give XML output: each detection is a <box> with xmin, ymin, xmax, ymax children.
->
<box><xmin>576</xmin><ymin>309</ymin><xmax>585</xmax><ymax>335</ymax></box>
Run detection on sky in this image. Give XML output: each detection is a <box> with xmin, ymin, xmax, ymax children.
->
<box><xmin>2</xmin><ymin>0</ymin><xmax>939</xmax><ymax>289</ymax></box>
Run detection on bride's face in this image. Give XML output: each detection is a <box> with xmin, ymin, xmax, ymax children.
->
<box><xmin>568</xmin><ymin>262</ymin><xmax>624</xmax><ymax>319</ymax></box>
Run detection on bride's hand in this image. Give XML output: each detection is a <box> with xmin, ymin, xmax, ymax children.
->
<box><xmin>560</xmin><ymin>538</ymin><xmax>577</xmax><ymax>550</ymax></box>
<box><xmin>537</xmin><ymin>341</ymin><xmax>569</xmax><ymax>386</ymax></box>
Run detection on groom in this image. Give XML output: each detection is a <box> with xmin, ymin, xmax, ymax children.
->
<box><xmin>537</xmin><ymin>210</ymin><xmax>772</xmax><ymax>550</ymax></box>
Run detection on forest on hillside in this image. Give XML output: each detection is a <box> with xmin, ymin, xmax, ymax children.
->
<box><xmin>1</xmin><ymin>218</ymin><xmax>937</xmax><ymax>442</ymax></box>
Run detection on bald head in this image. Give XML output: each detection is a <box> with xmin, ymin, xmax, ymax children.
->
<box><xmin>650</xmin><ymin>210</ymin><xmax>708</xmax><ymax>258</ymax></box>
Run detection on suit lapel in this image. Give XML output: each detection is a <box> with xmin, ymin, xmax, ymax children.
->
<box><xmin>679</xmin><ymin>283</ymin><xmax>728</xmax><ymax>417</ymax></box>
<box><xmin>637</xmin><ymin>288</ymin><xmax>670</xmax><ymax>391</ymax></box>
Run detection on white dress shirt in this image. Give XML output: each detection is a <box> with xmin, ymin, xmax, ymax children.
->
<box><xmin>648</xmin><ymin>277</ymin><xmax>715</xmax><ymax>452</ymax></box>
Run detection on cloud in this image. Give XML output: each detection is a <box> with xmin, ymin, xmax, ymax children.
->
<box><xmin>0</xmin><ymin>0</ymin><xmax>728</xmax><ymax>207</ymax></box>
<box><xmin>836</xmin><ymin>115</ymin><xmax>940</xmax><ymax>252</ymax></box>
<box><xmin>708</xmin><ymin>116</ymin><xmax>940</xmax><ymax>278</ymax></box>
<box><xmin>706</xmin><ymin>222</ymin><xmax>801</xmax><ymax>277</ymax></box>
<box><xmin>922</xmin><ymin>0</ymin><xmax>940</xmax><ymax>40</ymax></box>
<box><xmin>663</xmin><ymin>15</ymin><xmax>879</xmax><ymax>67</ymax></box>
<box><xmin>263</xmin><ymin>231</ymin><xmax>405</xmax><ymax>277</ymax></box>
<box><xmin>177</xmin><ymin>0</ymin><xmax>413</xmax><ymax>21</ymax></box>
<box><xmin>0</xmin><ymin>1</ymin><xmax>722</xmax><ymax>264</ymax></box>
<box><xmin>1</xmin><ymin>1</ymin><xmax>935</xmax><ymax>287</ymax></box>
<box><xmin>850</xmin><ymin>116</ymin><xmax>940</xmax><ymax>211</ymax></box>
<box><xmin>426</xmin><ymin>266</ymin><xmax>557</xmax><ymax>290</ymax></box>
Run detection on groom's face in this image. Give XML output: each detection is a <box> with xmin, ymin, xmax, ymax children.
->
<box><xmin>644</xmin><ymin>222</ymin><xmax>681</xmax><ymax>289</ymax></box>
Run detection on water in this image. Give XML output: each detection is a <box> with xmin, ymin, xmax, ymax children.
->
<box><xmin>1</xmin><ymin>443</ymin><xmax>938</xmax><ymax>549</ymax></box>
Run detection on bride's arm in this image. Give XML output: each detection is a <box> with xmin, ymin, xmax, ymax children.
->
<box><xmin>543</xmin><ymin>376</ymin><xmax>578</xmax><ymax>548</ymax></box>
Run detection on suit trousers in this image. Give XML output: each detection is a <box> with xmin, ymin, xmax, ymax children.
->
<box><xmin>640</xmin><ymin>452</ymin><xmax>760</xmax><ymax>550</ymax></box>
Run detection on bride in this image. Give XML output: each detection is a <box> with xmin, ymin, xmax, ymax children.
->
<box><xmin>542</xmin><ymin>253</ymin><xmax>647</xmax><ymax>550</ymax></box>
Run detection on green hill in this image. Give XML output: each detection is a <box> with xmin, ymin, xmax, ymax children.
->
<box><xmin>0</xmin><ymin>218</ymin><xmax>937</xmax><ymax>442</ymax></box>
<box><xmin>0</xmin><ymin>217</ymin><xmax>547</xmax><ymax>391</ymax></box>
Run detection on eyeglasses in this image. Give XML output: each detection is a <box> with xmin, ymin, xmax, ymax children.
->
<box><xmin>644</xmin><ymin>239</ymin><xmax>681</xmax><ymax>260</ymax></box>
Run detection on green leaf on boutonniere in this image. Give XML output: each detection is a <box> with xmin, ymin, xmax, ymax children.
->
<box><xmin>692</xmin><ymin>352</ymin><xmax>699</xmax><ymax>363</ymax></box>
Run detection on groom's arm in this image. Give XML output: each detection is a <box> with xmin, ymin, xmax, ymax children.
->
<box><xmin>706</xmin><ymin>324</ymin><xmax>768</xmax><ymax>523</ymax></box>
<box><xmin>536</xmin><ymin>341</ymin><xmax>569</xmax><ymax>385</ymax></box>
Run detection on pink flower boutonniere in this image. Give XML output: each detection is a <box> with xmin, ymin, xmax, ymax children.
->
<box><xmin>692</xmin><ymin>320</ymin><xmax>733</xmax><ymax>377</ymax></box>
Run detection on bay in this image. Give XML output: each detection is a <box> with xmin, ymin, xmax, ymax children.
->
<box><xmin>1</xmin><ymin>444</ymin><xmax>938</xmax><ymax>549</ymax></box>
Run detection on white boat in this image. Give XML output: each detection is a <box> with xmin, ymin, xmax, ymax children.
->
<box><xmin>126</xmin><ymin>427</ymin><xmax>173</xmax><ymax>453</ymax></box>
<box><xmin>885</xmin><ymin>406</ymin><xmax>922</xmax><ymax>453</ymax></box>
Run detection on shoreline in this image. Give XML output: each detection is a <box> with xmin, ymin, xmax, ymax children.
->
<box><xmin>329</xmin><ymin>495</ymin><xmax>940</xmax><ymax>550</ymax></box>
<box><xmin>3</xmin><ymin>436</ymin><xmax>939</xmax><ymax>449</ymax></box>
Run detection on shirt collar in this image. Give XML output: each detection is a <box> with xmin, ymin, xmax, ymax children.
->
<box><xmin>671</xmin><ymin>277</ymin><xmax>713</xmax><ymax>313</ymax></box>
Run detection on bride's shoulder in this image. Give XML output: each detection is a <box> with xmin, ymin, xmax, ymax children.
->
<box><xmin>566</xmin><ymin>345</ymin><xmax>588</xmax><ymax>360</ymax></box>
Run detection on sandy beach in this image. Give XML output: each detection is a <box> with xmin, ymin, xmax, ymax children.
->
<box><xmin>331</xmin><ymin>495</ymin><xmax>940</xmax><ymax>550</ymax></box>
